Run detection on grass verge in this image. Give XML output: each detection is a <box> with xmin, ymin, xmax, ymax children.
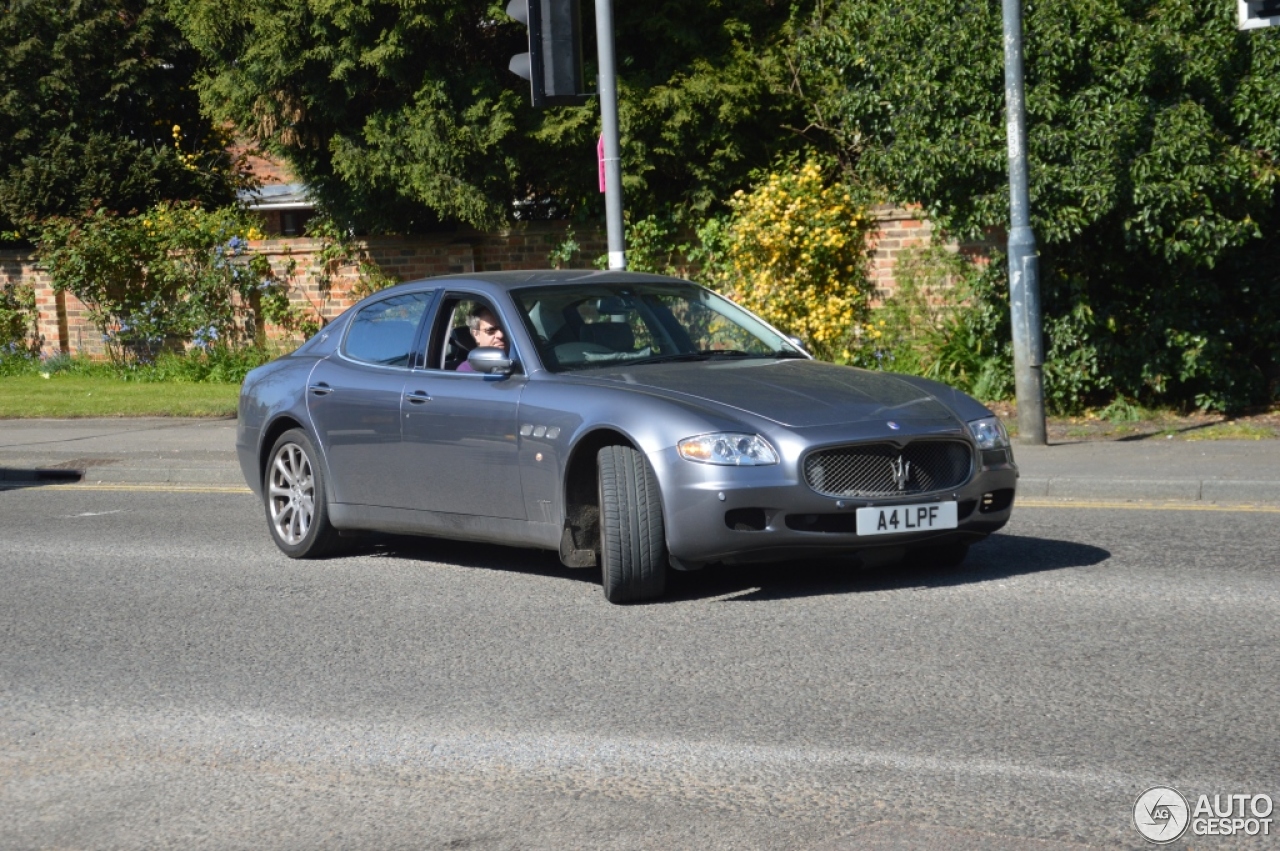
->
<box><xmin>0</xmin><ymin>375</ymin><xmax>239</xmax><ymax>418</ymax></box>
<box><xmin>991</xmin><ymin>400</ymin><xmax>1279</xmax><ymax>441</ymax></box>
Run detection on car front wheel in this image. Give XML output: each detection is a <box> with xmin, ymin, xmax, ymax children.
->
<box><xmin>264</xmin><ymin>428</ymin><xmax>341</xmax><ymax>558</ymax></box>
<box><xmin>597</xmin><ymin>445</ymin><xmax>668</xmax><ymax>603</ymax></box>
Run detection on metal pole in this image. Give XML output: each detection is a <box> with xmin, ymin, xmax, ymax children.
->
<box><xmin>1001</xmin><ymin>0</ymin><xmax>1046</xmax><ymax>444</ymax></box>
<box><xmin>594</xmin><ymin>0</ymin><xmax>625</xmax><ymax>270</ymax></box>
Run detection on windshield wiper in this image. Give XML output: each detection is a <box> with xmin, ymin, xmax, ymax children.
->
<box><xmin>613</xmin><ymin>348</ymin><xmax>808</xmax><ymax>367</ymax></box>
<box><xmin>623</xmin><ymin>352</ymin><xmax>713</xmax><ymax>366</ymax></box>
<box><xmin>694</xmin><ymin>349</ymin><xmax>809</xmax><ymax>360</ymax></box>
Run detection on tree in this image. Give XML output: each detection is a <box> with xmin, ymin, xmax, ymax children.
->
<box><xmin>603</xmin><ymin>1</ymin><xmax>807</xmax><ymax>221</ymax></box>
<box><xmin>0</xmin><ymin>0</ymin><xmax>238</xmax><ymax>234</ymax></box>
<box><xmin>789</xmin><ymin>0</ymin><xmax>1280</xmax><ymax>410</ymax></box>
<box><xmin>167</xmin><ymin>0</ymin><xmax>808</xmax><ymax>232</ymax></box>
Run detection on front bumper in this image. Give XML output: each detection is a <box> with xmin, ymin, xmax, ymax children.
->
<box><xmin>651</xmin><ymin>444</ymin><xmax>1017</xmax><ymax>566</ymax></box>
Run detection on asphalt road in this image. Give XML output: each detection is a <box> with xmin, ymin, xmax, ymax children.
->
<box><xmin>2</xmin><ymin>485</ymin><xmax>1277</xmax><ymax>850</ymax></box>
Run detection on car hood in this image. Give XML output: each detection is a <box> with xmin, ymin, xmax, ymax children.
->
<box><xmin>579</xmin><ymin>359</ymin><xmax>963</xmax><ymax>428</ymax></box>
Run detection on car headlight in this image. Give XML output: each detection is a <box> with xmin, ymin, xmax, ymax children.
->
<box><xmin>677</xmin><ymin>433</ymin><xmax>779</xmax><ymax>466</ymax></box>
<box><xmin>968</xmin><ymin>415</ymin><xmax>1011</xmax><ymax>450</ymax></box>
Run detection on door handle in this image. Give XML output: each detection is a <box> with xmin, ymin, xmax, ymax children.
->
<box><xmin>308</xmin><ymin>382</ymin><xmax>333</xmax><ymax>396</ymax></box>
<box><xmin>405</xmin><ymin>390</ymin><xmax>432</xmax><ymax>404</ymax></box>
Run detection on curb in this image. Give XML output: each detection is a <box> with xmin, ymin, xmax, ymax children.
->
<box><xmin>1017</xmin><ymin>476</ymin><xmax>1280</xmax><ymax>505</ymax></box>
<box><xmin>75</xmin><ymin>466</ymin><xmax>248</xmax><ymax>486</ymax></box>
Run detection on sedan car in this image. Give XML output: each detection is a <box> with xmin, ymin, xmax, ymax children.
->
<box><xmin>237</xmin><ymin>270</ymin><xmax>1017</xmax><ymax>602</ymax></box>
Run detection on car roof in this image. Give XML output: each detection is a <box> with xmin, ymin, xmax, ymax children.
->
<box><xmin>379</xmin><ymin>269</ymin><xmax>693</xmax><ymax>297</ymax></box>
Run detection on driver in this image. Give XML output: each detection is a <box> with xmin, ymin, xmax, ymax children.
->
<box><xmin>455</xmin><ymin>305</ymin><xmax>506</xmax><ymax>372</ymax></box>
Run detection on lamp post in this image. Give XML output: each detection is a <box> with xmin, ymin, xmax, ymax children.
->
<box><xmin>1001</xmin><ymin>0</ymin><xmax>1047</xmax><ymax>444</ymax></box>
<box><xmin>594</xmin><ymin>0</ymin><xmax>625</xmax><ymax>270</ymax></box>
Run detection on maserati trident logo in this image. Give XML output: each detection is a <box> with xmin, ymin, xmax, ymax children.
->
<box><xmin>890</xmin><ymin>455</ymin><xmax>911</xmax><ymax>491</ymax></box>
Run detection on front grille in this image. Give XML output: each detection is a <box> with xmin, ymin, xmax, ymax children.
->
<box><xmin>804</xmin><ymin>440</ymin><xmax>973</xmax><ymax>498</ymax></box>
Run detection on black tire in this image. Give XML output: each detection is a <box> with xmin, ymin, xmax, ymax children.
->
<box><xmin>263</xmin><ymin>428</ymin><xmax>342</xmax><ymax>558</ymax></box>
<box><xmin>597</xmin><ymin>445</ymin><xmax>668</xmax><ymax>603</ymax></box>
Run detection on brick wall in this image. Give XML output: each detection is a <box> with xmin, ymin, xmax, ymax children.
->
<box><xmin>866</xmin><ymin>206</ymin><xmax>996</xmax><ymax>308</ymax></box>
<box><xmin>242</xmin><ymin>224</ymin><xmax>616</xmax><ymax>347</ymax></box>
<box><xmin>8</xmin><ymin>212</ymin><xmax>989</xmax><ymax>358</ymax></box>
<box><xmin>867</xmin><ymin>206</ymin><xmax>935</xmax><ymax>303</ymax></box>
<box><xmin>1</xmin><ymin>249</ymin><xmax>58</xmax><ymax>354</ymax></box>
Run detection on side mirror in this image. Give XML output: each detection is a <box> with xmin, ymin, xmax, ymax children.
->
<box><xmin>467</xmin><ymin>346</ymin><xmax>517</xmax><ymax>376</ymax></box>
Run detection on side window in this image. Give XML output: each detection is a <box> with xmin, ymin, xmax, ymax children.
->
<box><xmin>427</xmin><ymin>295</ymin><xmax>506</xmax><ymax>371</ymax></box>
<box><xmin>342</xmin><ymin>292</ymin><xmax>432</xmax><ymax>367</ymax></box>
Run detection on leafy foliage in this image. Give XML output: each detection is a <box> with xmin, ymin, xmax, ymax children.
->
<box><xmin>851</xmin><ymin>247</ymin><xmax>1014</xmax><ymax>403</ymax></box>
<box><xmin>692</xmin><ymin>159</ymin><xmax>875</xmax><ymax>362</ymax></box>
<box><xmin>604</xmin><ymin>2</ymin><xmax>808</xmax><ymax>222</ymax></box>
<box><xmin>0</xmin><ymin>344</ymin><xmax>274</xmax><ymax>383</ymax></box>
<box><xmin>0</xmin><ymin>281</ymin><xmax>38</xmax><ymax>355</ymax></box>
<box><xmin>303</xmin><ymin>215</ymin><xmax>399</xmax><ymax>307</ymax></box>
<box><xmin>609</xmin><ymin>215</ymin><xmax>687</xmax><ymax>276</ymax></box>
<box><xmin>35</xmin><ymin>204</ymin><xmax>281</xmax><ymax>360</ymax></box>
<box><xmin>0</xmin><ymin>0</ymin><xmax>239</xmax><ymax>232</ymax></box>
<box><xmin>790</xmin><ymin>0</ymin><xmax>1280</xmax><ymax>410</ymax></box>
<box><xmin>168</xmin><ymin>0</ymin><xmax>808</xmax><ymax>231</ymax></box>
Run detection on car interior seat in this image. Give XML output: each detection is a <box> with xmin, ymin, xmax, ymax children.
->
<box><xmin>444</xmin><ymin>325</ymin><xmax>476</xmax><ymax>370</ymax></box>
<box><xmin>579</xmin><ymin>321</ymin><xmax>635</xmax><ymax>353</ymax></box>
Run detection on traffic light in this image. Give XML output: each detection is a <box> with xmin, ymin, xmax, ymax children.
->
<box><xmin>507</xmin><ymin>0</ymin><xmax>589</xmax><ymax>107</ymax></box>
<box><xmin>1239</xmin><ymin>0</ymin><xmax>1280</xmax><ymax>29</ymax></box>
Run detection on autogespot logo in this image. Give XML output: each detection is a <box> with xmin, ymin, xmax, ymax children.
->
<box><xmin>1134</xmin><ymin>786</ymin><xmax>1190</xmax><ymax>844</ymax></box>
<box><xmin>1134</xmin><ymin>786</ymin><xmax>1276</xmax><ymax>843</ymax></box>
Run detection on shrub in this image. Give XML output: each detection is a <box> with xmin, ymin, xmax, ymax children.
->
<box><xmin>701</xmin><ymin>159</ymin><xmax>876</xmax><ymax>361</ymax></box>
<box><xmin>303</xmin><ymin>214</ymin><xmax>399</xmax><ymax>316</ymax></box>
<box><xmin>852</xmin><ymin>246</ymin><xmax>1014</xmax><ymax>402</ymax></box>
<box><xmin>593</xmin><ymin>163</ymin><xmax>878</xmax><ymax>364</ymax></box>
<box><xmin>789</xmin><ymin>0</ymin><xmax>1280</xmax><ymax>412</ymax></box>
<box><xmin>123</xmin><ymin>344</ymin><xmax>277</xmax><ymax>384</ymax></box>
<box><xmin>0</xmin><ymin>281</ymin><xmax>37</xmax><ymax>355</ymax></box>
<box><xmin>36</xmin><ymin>204</ymin><xmax>282</xmax><ymax>361</ymax></box>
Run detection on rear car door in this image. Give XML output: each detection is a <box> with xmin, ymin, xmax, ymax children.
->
<box><xmin>306</xmin><ymin>290</ymin><xmax>434</xmax><ymax>507</ymax></box>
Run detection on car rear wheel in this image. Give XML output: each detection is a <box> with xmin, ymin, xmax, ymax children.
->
<box><xmin>265</xmin><ymin>429</ymin><xmax>341</xmax><ymax>558</ymax></box>
<box><xmin>597</xmin><ymin>445</ymin><xmax>667</xmax><ymax>603</ymax></box>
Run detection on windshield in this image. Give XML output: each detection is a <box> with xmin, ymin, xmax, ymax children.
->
<box><xmin>511</xmin><ymin>280</ymin><xmax>806</xmax><ymax>373</ymax></box>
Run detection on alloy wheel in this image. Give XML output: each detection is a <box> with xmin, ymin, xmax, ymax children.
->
<box><xmin>268</xmin><ymin>442</ymin><xmax>315</xmax><ymax>545</ymax></box>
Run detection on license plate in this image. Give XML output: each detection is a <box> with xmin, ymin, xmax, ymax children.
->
<box><xmin>856</xmin><ymin>501</ymin><xmax>957</xmax><ymax>536</ymax></box>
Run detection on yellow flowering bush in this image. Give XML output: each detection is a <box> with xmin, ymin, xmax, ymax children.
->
<box><xmin>708</xmin><ymin>159</ymin><xmax>874</xmax><ymax>361</ymax></box>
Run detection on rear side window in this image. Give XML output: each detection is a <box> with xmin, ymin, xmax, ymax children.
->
<box><xmin>342</xmin><ymin>292</ymin><xmax>433</xmax><ymax>367</ymax></box>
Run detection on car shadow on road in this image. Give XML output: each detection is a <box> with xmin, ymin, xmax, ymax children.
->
<box><xmin>354</xmin><ymin>534</ymin><xmax>603</xmax><ymax>587</ymax></box>
<box><xmin>353</xmin><ymin>531</ymin><xmax>1109</xmax><ymax>604</ymax></box>
<box><xmin>0</xmin><ymin>467</ymin><xmax>84</xmax><ymax>489</ymax></box>
<box><xmin>664</xmin><ymin>532</ymin><xmax>1111</xmax><ymax>603</ymax></box>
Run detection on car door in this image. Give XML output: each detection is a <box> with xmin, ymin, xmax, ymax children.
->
<box><xmin>306</xmin><ymin>290</ymin><xmax>434</xmax><ymax>507</ymax></box>
<box><xmin>399</xmin><ymin>295</ymin><xmax>527</xmax><ymax>520</ymax></box>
